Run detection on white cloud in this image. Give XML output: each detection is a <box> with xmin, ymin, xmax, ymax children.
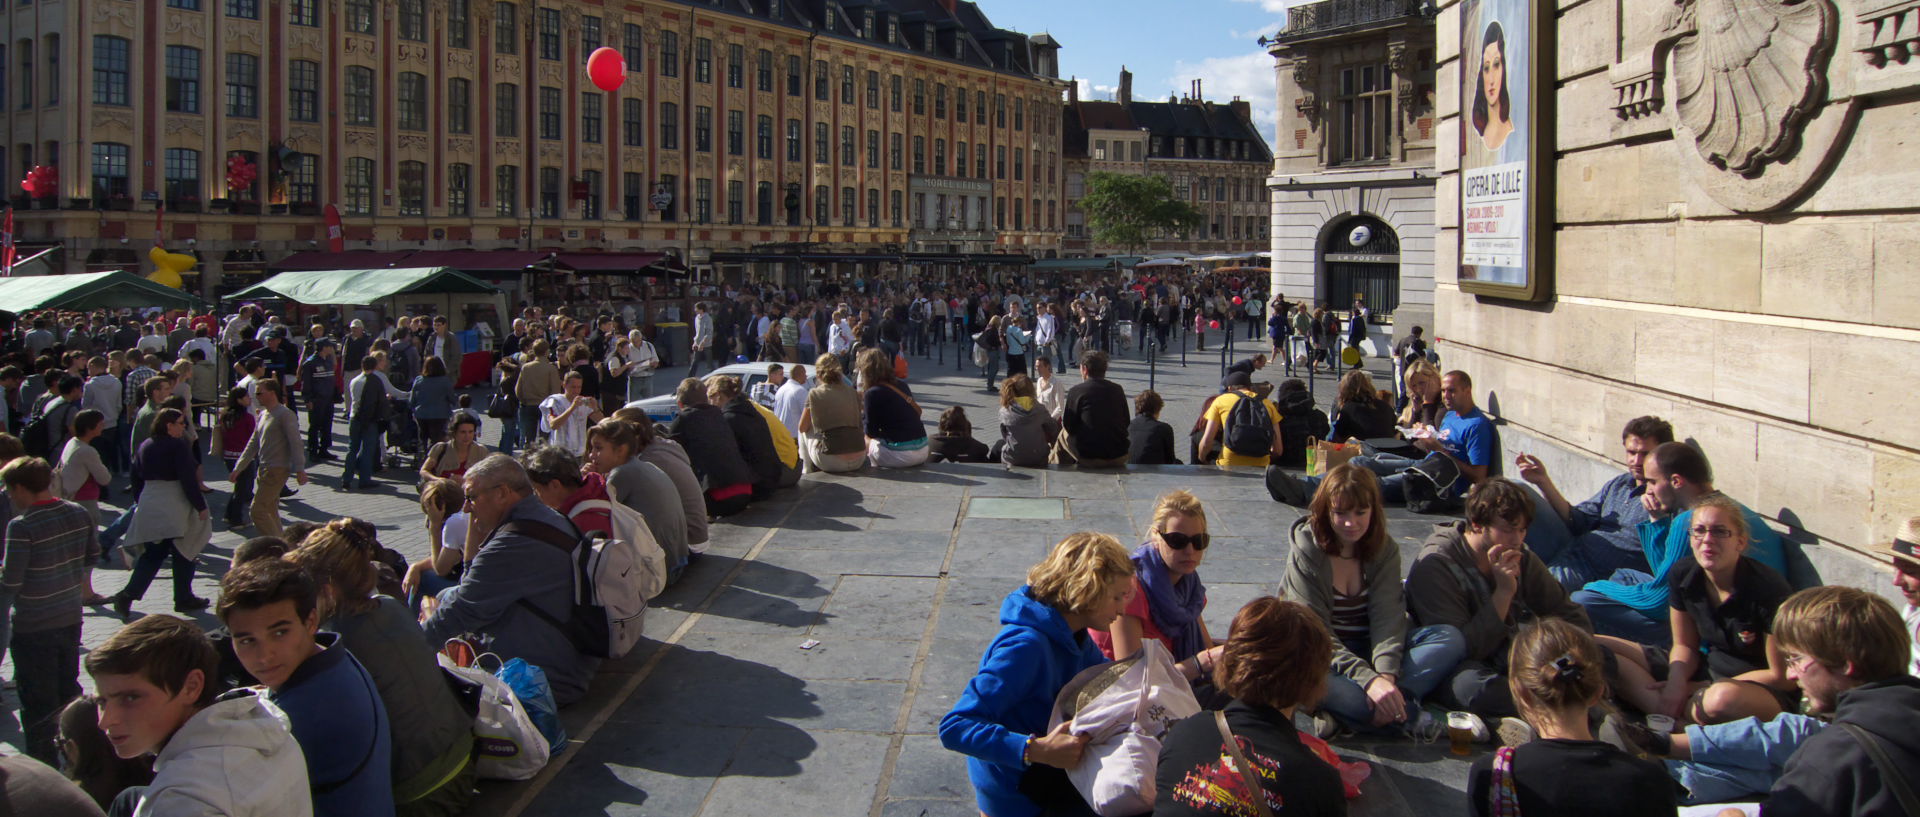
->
<box><xmin>1070</xmin><ymin>77</ymin><xmax>1120</xmax><ymax>101</ymax></box>
<box><xmin>1228</xmin><ymin>21</ymin><xmax>1290</xmax><ymax>41</ymax></box>
<box><xmin>1167</xmin><ymin>51</ymin><xmax>1282</xmax><ymax>152</ymax></box>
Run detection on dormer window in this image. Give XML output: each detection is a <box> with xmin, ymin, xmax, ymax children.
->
<box><xmin>825</xmin><ymin>6</ymin><xmax>837</xmax><ymax>31</ymax></box>
<box><xmin>769</xmin><ymin>0</ymin><xmax>780</xmax><ymax>18</ymax></box>
<box><xmin>924</xmin><ymin>24</ymin><xmax>935</xmax><ymax>53</ymax></box>
<box><xmin>862</xmin><ymin>11</ymin><xmax>874</xmax><ymax>40</ymax></box>
<box><xmin>887</xmin><ymin>18</ymin><xmax>898</xmax><ymax>44</ymax></box>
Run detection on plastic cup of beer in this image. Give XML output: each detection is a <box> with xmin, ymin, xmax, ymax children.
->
<box><xmin>1446</xmin><ymin>712</ymin><xmax>1476</xmax><ymax>756</ymax></box>
<box><xmin>1646</xmin><ymin>714</ymin><xmax>1675</xmax><ymax>734</ymax></box>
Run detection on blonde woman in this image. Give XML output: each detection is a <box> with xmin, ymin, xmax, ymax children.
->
<box><xmin>940</xmin><ymin>532</ymin><xmax>1134</xmax><ymax>817</ymax></box>
<box><xmin>797</xmin><ymin>354</ymin><xmax>866</xmax><ymax>473</ymax></box>
<box><xmin>1092</xmin><ymin>491</ymin><xmax>1224</xmax><ymax>687</ymax></box>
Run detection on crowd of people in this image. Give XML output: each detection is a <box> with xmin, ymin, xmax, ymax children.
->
<box><xmin>0</xmin><ymin>271</ymin><xmax>1907</xmax><ymax>817</ymax></box>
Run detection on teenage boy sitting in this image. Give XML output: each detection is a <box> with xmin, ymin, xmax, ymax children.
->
<box><xmin>218</xmin><ymin>558</ymin><xmax>396</xmax><ymax>817</ymax></box>
<box><xmin>85</xmin><ymin>614</ymin><xmax>312</xmax><ymax>817</ymax></box>
<box><xmin>1715</xmin><ymin>586</ymin><xmax>1920</xmax><ymax>817</ymax></box>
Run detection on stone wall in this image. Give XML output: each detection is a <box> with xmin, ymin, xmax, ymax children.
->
<box><xmin>1269</xmin><ymin>175</ymin><xmax>1437</xmax><ymax>340</ymax></box>
<box><xmin>1433</xmin><ymin>0</ymin><xmax>1920</xmax><ymax>567</ymax></box>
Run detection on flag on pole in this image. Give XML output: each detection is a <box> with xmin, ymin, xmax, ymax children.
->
<box><xmin>0</xmin><ymin>206</ymin><xmax>15</xmax><ymax>278</ymax></box>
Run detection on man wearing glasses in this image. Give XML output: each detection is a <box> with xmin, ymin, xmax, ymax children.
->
<box><xmin>1569</xmin><ymin>442</ymin><xmax>1812</xmax><ymax>649</ymax></box>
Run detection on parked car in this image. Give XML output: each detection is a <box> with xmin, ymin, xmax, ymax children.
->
<box><xmin>623</xmin><ymin>361</ymin><xmax>780</xmax><ymax>423</ymax></box>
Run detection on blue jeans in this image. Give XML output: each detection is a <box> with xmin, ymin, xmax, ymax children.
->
<box><xmin>497</xmin><ymin>414</ymin><xmax>520</xmax><ymax>455</ymax></box>
<box><xmin>1303</xmin><ymin>454</ymin><xmax>1418</xmax><ymax>503</ymax></box>
<box><xmin>1667</xmin><ymin>714</ymin><xmax>1823</xmax><ymax>804</ymax></box>
<box><xmin>1570</xmin><ymin>573</ymin><xmax>1672</xmax><ymax>648</ymax></box>
<box><xmin>1526</xmin><ymin>489</ymin><xmax>1652</xmax><ymax>592</ymax></box>
<box><xmin>1317</xmin><ymin>624</ymin><xmax>1468</xmax><ymax>733</ymax></box>
<box><xmin>100</xmin><ymin>506</ymin><xmax>136</xmax><ymax>558</ymax></box>
<box><xmin>341</xmin><ymin>421</ymin><xmax>383</xmax><ymax>487</ymax></box>
<box><xmin>407</xmin><ymin>568</ymin><xmax>459</xmax><ymax>615</ymax></box>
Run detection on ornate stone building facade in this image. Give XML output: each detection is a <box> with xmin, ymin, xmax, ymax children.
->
<box><xmin>1266</xmin><ymin>0</ymin><xmax>1438</xmax><ymax>338</ymax></box>
<box><xmin>1</xmin><ymin>0</ymin><xmax>1064</xmax><ymax>293</ymax></box>
<box><xmin>1434</xmin><ymin>0</ymin><xmax>1920</xmax><ymax>576</ymax></box>
<box><xmin>1059</xmin><ymin>71</ymin><xmax>1272</xmax><ymax>259</ymax></box>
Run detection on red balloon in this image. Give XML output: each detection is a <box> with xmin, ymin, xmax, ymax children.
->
<box><xmin>1209</xmin><ymin>320</ymin><xmax>1221</xmax><ymax>329</ymax></box>
<box><xmin>587</xmin><ymin>47</ymin><xmax>626</xmax><ymax>92</ymax></box>
<box><xmin>1232</xmin><ymin>296</ymin><xmax>1244</xmax><ymax>305</ymax></box>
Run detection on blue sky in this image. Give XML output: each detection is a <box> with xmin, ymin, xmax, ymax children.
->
<box><xmin>975</xmin><ymin>0</ymin><xmax>1299</xmax><ymax>151</ymax></box>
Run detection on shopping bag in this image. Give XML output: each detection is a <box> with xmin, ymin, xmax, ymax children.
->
<box><xmin>497</xmin><ymin>657</ymin><xmax>568</xmax><ymax>754</ymax></box>
<box><xmin>1047</xmin><ymin>641</ymin><xmax>1202</xmax><ymax>816</ymax></box>
<box><xmin>438</xmin><ymin>653</ymin><xmax>551</xmax><ymax>780</ymax></box>
<box><xmin>1307</xmin><ymin>437</ymin><xmax>1360</xmax><ymax>477</ymax></box>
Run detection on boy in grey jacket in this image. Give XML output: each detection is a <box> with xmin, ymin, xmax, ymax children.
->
<box><xmin>1405</xmin><ymin>479</ymin><xmax>1591</xmax><ymax>720</ymax></box>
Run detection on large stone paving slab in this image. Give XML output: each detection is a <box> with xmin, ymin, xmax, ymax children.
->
<box><xmin>479</xmin><ymin>463</ymin><xmax>1479</xmax><ymax>817</ymax></box>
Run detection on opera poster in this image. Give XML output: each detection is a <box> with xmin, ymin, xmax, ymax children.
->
<box><xmin>1458</xmin><ymin>0</ymin><xmax>1553</xmax><ymax>301</ymax></box>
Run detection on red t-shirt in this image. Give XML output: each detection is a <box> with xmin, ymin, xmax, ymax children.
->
<box><xmin>1088</xmin><ymin>576</ymin><xmax>1176</xmax><ymax>660</ymax></box>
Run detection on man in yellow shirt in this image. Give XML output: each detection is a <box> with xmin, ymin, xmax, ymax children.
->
<box><xmin>1195</xmin><ymin>372</ymin><xmax>1284</xmax><ymax>467</ymax></box>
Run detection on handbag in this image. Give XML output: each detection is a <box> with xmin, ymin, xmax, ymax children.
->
<box><xmin>1306</xmin><ymin>437</ymin><xmax>1360</xmax><ymax>477</ymax></box>
<box><xmin>438</xmin><ymin>650</ymin><xmax>551</xmax><ymax>781</ymax></box>
<box><xmin>1212</xmin><ymin>711</ymin><xmax>1276</xmax><ymax>817</ymax></box>
<box><xmin>487</xmin><ymin>391</ymin><xmax>515</xmax><ymax>419</ymax></box>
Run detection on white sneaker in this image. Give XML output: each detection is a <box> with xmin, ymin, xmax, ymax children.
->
<box><xmin>1497</xmin><ymin>717</ymin><xmax>1537</xmax><ymax>747</ymax></box>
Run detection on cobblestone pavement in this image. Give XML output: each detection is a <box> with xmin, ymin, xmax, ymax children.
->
<box><xmin>0</xmin><ymin>334</ymin><xmax>1471</xmax><ymax>817</ymax></box>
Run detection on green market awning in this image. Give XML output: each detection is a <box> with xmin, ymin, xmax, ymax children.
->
<box><xmin>222</xmin><ymin>267</ymin><xmax>502</xmax><ymax>305</ymax></box>
<box><xmin>0</xmin><ymin>270</ymin><xmax>209</xmax><ymax>311</ymax></box>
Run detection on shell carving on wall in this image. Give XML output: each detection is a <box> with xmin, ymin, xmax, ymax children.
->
<box><xmin>1665</xmin><ymin>0</ymin><xmax>1836</xmax><ymax>177</ymax></box>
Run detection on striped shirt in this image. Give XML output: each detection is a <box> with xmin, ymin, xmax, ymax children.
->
<box><xmin>1329</xmin><ymin>587</ymin><xmax>1372</xmax><ymax>648</ymax></box>
<box><xmin>0</xmin><ymin>499</ymin><xmax>100</xmax><ymax>633</ymax></box>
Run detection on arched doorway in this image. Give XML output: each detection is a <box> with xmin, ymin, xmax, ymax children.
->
<box><xmin>1320</xmin><ymin>216</ymin><xmax>1400</xmax><ymax>317</ymax></box>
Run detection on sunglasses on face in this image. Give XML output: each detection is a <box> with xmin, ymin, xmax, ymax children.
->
<box><xmin>1159</xmin><ymin>531</ymin><xmax>1210</xmax><ymax>551</ymax></box>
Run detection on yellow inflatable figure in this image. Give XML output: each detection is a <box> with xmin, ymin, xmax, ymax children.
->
<box><xmin>148</xmin><ymin>246</ymin><xmax>196</xmax><ymax>289</ymax></box>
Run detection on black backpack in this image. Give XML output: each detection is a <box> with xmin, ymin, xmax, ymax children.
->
<box><xmin>20</xmin><ymin>406</ymin><xmax>56</xmax><ymax>459</ymax></box>
<box><xmin>1223</xmin><ymin>393</ymin><xmax>1275</xmax><ymax>457</ymax></box>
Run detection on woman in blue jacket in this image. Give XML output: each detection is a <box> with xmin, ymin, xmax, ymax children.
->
<box><xmin>940</xmin><ymin>532</ymin><xmax>1136</xmax><ymax>817</ymax></box>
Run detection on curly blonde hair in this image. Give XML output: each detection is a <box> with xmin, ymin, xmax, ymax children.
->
<box><xmin>1026</xmin><ymin>532</ymin><xmax>1134</xmax><ymax>615</ymax></box>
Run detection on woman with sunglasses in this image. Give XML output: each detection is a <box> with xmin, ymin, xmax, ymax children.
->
<box><xmin>1091</xmin><ymin>490</ymin><xmax>1224</xmax><ymax>688</ymax></box>
<box><xmin>1282</xmin><ymin>463</ymin><xmax>1466</xmax><ymax>737</ymax></box>
<box><xmin>1599</xmin><ymin>495</ymin><xmax>1798</xmax><ymax>726</ymax></box>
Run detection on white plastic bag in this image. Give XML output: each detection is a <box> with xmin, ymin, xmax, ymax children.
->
<box><xmin>439</xmin><ymin>653</ymin><xmax>552</xmax><ymax>780</ymax></box>
<box><xmin>1048</xmin><ymin>640</ymin><xmax>1202</xmax><ymax>816</ymax></box>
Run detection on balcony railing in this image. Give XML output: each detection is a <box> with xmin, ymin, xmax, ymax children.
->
<box><xmin>1278</xmin><ymin>0</ymin><xmax>1427</xmax><ymax>40</ymax></box>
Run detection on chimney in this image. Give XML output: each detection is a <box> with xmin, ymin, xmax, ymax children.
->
<box><xmin>1194</xmin><ymin>78</ymin><xmax>1204</xmax><ymax>101</ymax></box>
<box><xmin>1068</xmin><ymin>76</ymin><xmax>1079</xmax><ymax>103</ymax></box>
<box><xmin>1230</xmin><ymin>98</ymin><xmax>1250</xmax><ymax>121</ymax></box>
<box><xmin>1118</xmin><ymin>67</ymin><xmax>1132</xmax><ymax>105</ymax></box>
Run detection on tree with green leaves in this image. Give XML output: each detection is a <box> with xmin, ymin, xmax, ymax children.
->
<box><xmin>1078</xmin><ymin>172</ymin><xmax>1204</xmax><ymax>254</ymax></box>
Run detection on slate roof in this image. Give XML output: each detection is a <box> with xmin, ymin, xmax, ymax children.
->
<box><xmin>678</xmin><ymin>0</ymin><xmax>1056</xmax><ymax>79</ymax></box>
<box><xmin>1064</xmin><ymin>97</ymin><xmax>1274</xmax><ymax>162</ymax></box>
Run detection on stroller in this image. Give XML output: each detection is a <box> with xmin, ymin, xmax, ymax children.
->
<box><xmin>383</xmin><ymin>393</ymin><xmax>422</xmax><ymax>469</ymax></box>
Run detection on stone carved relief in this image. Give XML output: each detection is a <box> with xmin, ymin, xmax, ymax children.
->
<box><xmin>345</xmin><ymin>130</ymin><xmax>379</xmax><ymax>147</ymax></box>
<box><xmin>165</xmin><ymin>116</ymin><xmax>204</xmax><ymax>138</ymax></box>
<box><xmin>92</xmin><ymin>109</ymin><xmax>135</xmax><ymax>131</ymax></box>
<box><xmin>93</xmin><ymin>1</ymin><xmax>136</xmax><ymax>28</ymax></box>
<box><xmin>229</xmin><ymin>24</ymin><xmax>263</xmax><ymax>48</ymax></box>
<box><xmin>1859</xmin><ymin>1</ymin><xmax>1920</xmax><ymax>67</ymax></box>
<box><xmin>583</xmin><ymin>146</ymin><xmax>605</xmax><ymax>164</ymax></box>
<box><xmin>539</xmin><ymin>143</ymin><xmax>563</xmax><ymax>160</ymax></box>
<box><xmin>398</xmin><ymin>135</ymin><xmax>431</xmax><ymax>151</ymax></box>
<box><xmin>287</xmin><ymin>127</ymin><xmax>321</xmax><ymax>150</ymax></box>
<box><xmin>1292</xmin><ymin>57</ymin><xmax>1316</xmax><ymax>87</ymax></box>
<box><xmin>226</xmin><ymin>122</ymin><xmax>260</xmax><ymax>143</ymax></box>
<box><xmin>1387</xmin><ymin>44</ymin><xmax>1408</xmax><ymax>73</ymax></box>
<box><xmin>539</xmin><ymin>63</ymin><xmax>564</xmax><ymax>85</ymax></box>
<box><xmin>289</xmin><ymin>28</ymin><xmax>322</xmax><ymax>52</ymax></box>
<box><xmin>398</xmin><ymin>43</ymin><xmax>430</xmax><ymax>63</ymax></box>
<box><xmin>494</xmin><ymin>56</ymin><xmax>518</xmax><ymax>74</ymax></box>
<box><xmin>494</xmin><ymin>140</ymin><xmax>519</xmax><ymax>156</ymax></box>
<box><xmin>447</xmin><ymin>50</ymin><xmax>476</xmax><ymax>70</ymax></box>
<box><xmin>345</xmin><ymin>37</ymin><xmax>376</xmax><ymax>54</ymax></box>
<box><xmin>1607</xmin><ymin>0</ymin><xmax>1852</xmax><ymax>211</ymax></box>
<box><xmin>448</xmin><ymin>138</ymin><xmax>475</xmax><ymax>153</ymax></box>
<box><xmin>165</xmin><ymin>13</ymin><xmax>205</xmax><ymax>39</ymax></box>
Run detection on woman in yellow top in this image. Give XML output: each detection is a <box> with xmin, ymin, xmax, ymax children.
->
<box><xmin>1194</xmin><ymin>371</ymin><xmax>1283</xmax><ymax>467</ymax></box>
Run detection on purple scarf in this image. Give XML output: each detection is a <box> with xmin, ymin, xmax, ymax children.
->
<box><xmin>1132</xmin><ymin>543</ymin><xmax>1207</xmax><ymax>662</ymax></box>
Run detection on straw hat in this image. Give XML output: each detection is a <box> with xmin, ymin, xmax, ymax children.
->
<box><xmin>1887</xmin><ymin>516</ymin><xmax>1920</xmax><ymax>569</ymax></box>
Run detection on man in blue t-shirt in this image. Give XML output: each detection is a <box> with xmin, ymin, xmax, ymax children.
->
<box><xmin>1271</xmin><ymin>370</ymin><xmax>1494</xmax><ymax>506</ymax></box>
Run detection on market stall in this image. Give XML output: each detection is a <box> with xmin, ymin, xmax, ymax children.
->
<box><xmin>225</xmin><ymin>267</ymin><xmax>505</xmax><ymax>386</ymax></box>
<box><xmin>0</xmin><ymin>270</ymin><xmax>211</xmax><ymax>312</ymax></box>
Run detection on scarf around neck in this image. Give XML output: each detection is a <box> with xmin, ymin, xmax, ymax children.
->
<box><xmin>1132</xmin><ymin>542</ymin><xmax>1207</xmax><ymax>661</ymax></box>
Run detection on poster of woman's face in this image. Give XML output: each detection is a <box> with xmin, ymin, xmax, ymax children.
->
<box><xmin>1458</xmin><ymin>0</ymin><xmax>1538</xmax><ymax>290</ymax></box>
